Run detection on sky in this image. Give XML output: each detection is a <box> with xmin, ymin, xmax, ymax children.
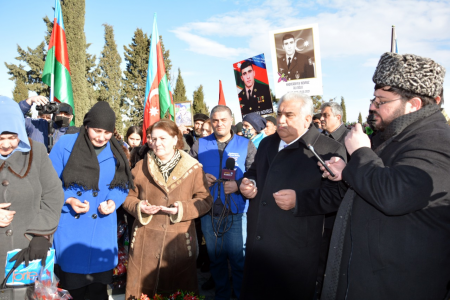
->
<box><xmin>1</xmin><ymin>0</ymin><xmax>450</xmax><ymax>123</ymax></box>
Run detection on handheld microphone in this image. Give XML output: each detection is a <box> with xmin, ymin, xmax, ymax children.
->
<box><xmin>307</xmin><ymin>144</ymin><xmax>336</xmax><ymax>177</ymax></box>
<box><xmin>221</xmin><ymin>157</ymin><xmax>236</xmax><ymax>181</ymax></box>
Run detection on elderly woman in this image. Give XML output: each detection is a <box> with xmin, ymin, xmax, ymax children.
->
<box><xmin>123</xmin><ymin>119</ymin><xmax>212</xmax><ymax>299</ymax></box>
<box><xmin>49</xmin><ymin>102</ymin><xmax>133</xmax><ymax>300</ymax></box>
<box><xmin>0</xmin><ymin>96</ymin><xmax>63</xmax><ymax>280</ymax></box>
<box><xmin>242</xmin><ymin>112</ymin><xmax>267</xmax><ymax>148</ymax></box>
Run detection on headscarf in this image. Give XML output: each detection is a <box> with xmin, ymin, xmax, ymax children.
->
<box><xmin>62</xmin><ymin>102</ymin><xmax>134</xmax><ymax>191</ymax></box>
<box><xmin>0</xmin><ymin>96</ymin><xmax>31</xmax><ymax>159</ymax></box>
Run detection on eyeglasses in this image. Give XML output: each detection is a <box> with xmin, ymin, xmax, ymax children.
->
<box><xmin>370</xmin><ymin>97</ymin><xmax>402</xmax><ymax>109</ymax></box>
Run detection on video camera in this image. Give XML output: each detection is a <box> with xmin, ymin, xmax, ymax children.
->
<box><xmin>36</xmin><ymin>102</ymin><xmax>60</xmax><ymax>115</ymax></box>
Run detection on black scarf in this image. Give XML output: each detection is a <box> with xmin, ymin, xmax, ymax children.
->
<box><xmin>62</xmin><ymin>125</ymin><xmax>135</xmax><ymax>191</ymax></box>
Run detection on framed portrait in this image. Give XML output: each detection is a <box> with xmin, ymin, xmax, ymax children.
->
<box><xmin>174</xmin><ymin>101</ymin><xmax>193</xmax><ymax>127</ymax></box>
<box><xmin>233</xmin><ymin>53</ymin><xmax>274</xmax><ymax>118</ymax></box>
<box><xmin>269</xmin><ymin>23</ymin><xmax>323</xmax><ymax>98</ymax></box>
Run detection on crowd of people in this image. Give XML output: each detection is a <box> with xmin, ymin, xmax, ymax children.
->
<box><xmin>1</xmin><ymin>51</ymin><xmax>450</xmax><ymax>300</ymax></box>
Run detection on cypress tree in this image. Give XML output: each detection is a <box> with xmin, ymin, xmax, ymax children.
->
<box><xmin>12</xmin><ymin>77</ymin><xmax>29</xmax><ymax>103</ymax></box>
<box><xmin>159</xmin><ymin>35</ymin><xmax>172</xmax><ymax>80</ymax></box>
<box><xmin>61</xmin><ymin>0</ymin><xmax>89</xmax><ymax>126</ymax></box>
<box><xmin>5</xmin><ymin>42</ymin><xmax>49</xmax><ymax>97</ymax></box>
<box><xmin>123</xmin><ymin>28</ymin><xmax>150</xmax><ymax>126</ymax></box>
<box><xmin>358</xmin><ymin>112</ymin><xmax>363</xmax><ymax>124</ymax></box>
<box><xmin>173</xmin><ymin>68</ymin><xmax>188</xmax><ymax>103</ymax></box>
<box><xmin>85</xmin><ymin>43</ymin><xmax>100</xmax><ymax>107</ymax></box>
<box><xmin>311</xmin><ymin>95</ymin><xmax>324</xmax><ymax>113</ymax></box>
<box><xmin>340</xmin><ymin>96</ymin><xmax>347</xmax><ymax>123</ymax></box>
<box><xmin>193</xmin><ymin>85</ymin><xmax>209</xmax><ymax>115</ymax></box>
<box><xmin>98</xmin><ymin>24</ymin><xmax>123</xmax><ymax>132</ymax></box>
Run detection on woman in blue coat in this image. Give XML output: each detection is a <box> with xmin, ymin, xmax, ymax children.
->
<box><xmin>49</xmin><ymin>102</ymin><xmax>134</xmax><ymax>300</ymax></box>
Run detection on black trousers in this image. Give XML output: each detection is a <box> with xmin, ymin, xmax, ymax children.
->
<box><xmin>68</xmin><ymin>283</ymin><xmax>108</xmax><ymax>300</ymax></box>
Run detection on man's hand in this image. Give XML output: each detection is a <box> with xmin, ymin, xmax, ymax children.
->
<box><xmin>98</xmin><ymin>200</ymin><xmax>116</xmax><ymax>215</ymax></box>
<box><xmin>274</xmin><ymin>189</ymin><xmax>296</xmax><ymax>210</ymax></box>
<box><xmin>0</xmin><ymin>203</ymin><xmax>16</xmax><ymax>227</ymax></box>
<box><xmin>205</xmin><ymin>173</ymin><xmax>217</xmax><ymax>187</ymax></box>
<box><xmin>240</xmin><ymin>178</ymin><xmax>257</xmax><ymax>199</ymax></box>
<box><xmin>140</xmin><ymin>200</ymin><xmax>161</xmax><ymax>215</ymax></box>
<box><xmin>345</xmin><ymin>123</ymin><xmax>371</xmax><ymax>155</ymax></box>
<box><xmin>224</xmin><ymin>181</ymin><xmax>238</xmax><ymax>194</ymax></box>
<box><xmin>66</xmin><ymin>198</ymin><xmax>90</xmax><ymax>214</ymax></box>
<box><xmin>318</xmin><ymin>157</ymin><xmax>346</xmax><ymax>181</ymax></box>
<box><xmin>26</xmin><ymin>96</ymin><xmax>48</xmax><ymax>106</ymax></box>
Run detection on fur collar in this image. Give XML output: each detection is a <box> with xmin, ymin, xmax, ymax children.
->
<box><xmin>146</xmin><ymin>150</ymin><xmax>203</xmax><ymax>193</ymax></box>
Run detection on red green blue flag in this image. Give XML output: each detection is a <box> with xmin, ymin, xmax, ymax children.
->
<box><xmin>142</xmin><ymin>13</ymin><xmax>173</xmax><ymax>143</ymax></box>
<box><xmin>42</xmin><ymin>0</ymin><xmax>75</xmax><ymax>125</ymax></box>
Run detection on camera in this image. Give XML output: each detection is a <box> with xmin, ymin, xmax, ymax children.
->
<box><xmin>36</xmin><ymin>102</ymin><xmax>60</xmax><ymax>115</ymax></box>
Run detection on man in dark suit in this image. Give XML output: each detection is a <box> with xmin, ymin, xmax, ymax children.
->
<box><xmin>238</xmin><ymin>92</ymin><xmax>346</xmax><ymax>299</ymax></box>
<box><xmin>238</xmin><ymin>60</ymin><xmax>273</xmax><ymax>117</ymax></box>
<box><xmin>277</xmin><ymin>33</ymin><xmax>315</xmax><ymax>80</ymax></box>
<box><xmin>319</xmin><ymin>53</ymin><xmax>450</xmax><ymax>300</ymax></box>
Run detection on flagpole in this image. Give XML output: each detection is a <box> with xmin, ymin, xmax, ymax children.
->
<box><xmin>50</xmin><ymin>74</ymin><xmax>54</xmax><ymax>102</ymax></box>
<box><xmin>391</xmin><ymin>25</ymin><xmax>396</xmax><ymax>53</ymax></box>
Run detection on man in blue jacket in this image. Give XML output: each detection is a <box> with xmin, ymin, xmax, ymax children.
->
<box><xmin>19</xmin><ymin>95</ymin><xmax>76</xmax><ymax>152</ymax></box>
<box><xmin>189</xmin><ymin>105</ymin><xmax>256</xmax><ymax>300</ymax></box>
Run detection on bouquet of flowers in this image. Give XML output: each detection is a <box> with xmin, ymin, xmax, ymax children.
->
<box><xmin>139</xmin><ymin>290</ymin><xmax>204</xmax><ymax>300</ymax></box>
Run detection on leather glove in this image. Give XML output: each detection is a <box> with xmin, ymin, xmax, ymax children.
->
<box><xmin>9</xmin><ymin>236</ymin><xmax>51</xmax><ymax>268</ymax></box>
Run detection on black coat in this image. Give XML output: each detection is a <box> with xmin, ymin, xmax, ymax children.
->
<box><xmin>238</xmin><ymin>81</ymin><xmax>273</xmax><ymax>117</ymax></box>
<box><xmin>321</xmin><ymin>111</ymin><xmax>450</xmax><ymax>300</ymax></box>
<box><xmin>240</xmin><ymin>128</ymin><xmax>346</xmax><ymax>299</ymax></box>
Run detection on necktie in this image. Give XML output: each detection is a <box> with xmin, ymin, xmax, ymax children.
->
<box><xmin>248</xmin><ymin>89</ymin><xmax>251</xmax><ymax>99</ymax></box>
<box><xmin>288</xmin><ymin>57</ymin><xmax>291</xmax><ymax>69</ymax></box>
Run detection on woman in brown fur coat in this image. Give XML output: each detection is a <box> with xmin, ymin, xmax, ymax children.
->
<box><xmin>123</xmin><ymin>120</ymin><xmax>212</xmax><ymax>299</ymax></box>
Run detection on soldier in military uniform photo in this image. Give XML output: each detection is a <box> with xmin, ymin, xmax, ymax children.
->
<box><xmin>238</xmin><ymin>60</ymin><xmax>273</xmax><ymax>117</ymax></box>
<box><xmin>277</xmin><ymin>33</ymin><xmax>315</xmax><ymax>80</ymax></box>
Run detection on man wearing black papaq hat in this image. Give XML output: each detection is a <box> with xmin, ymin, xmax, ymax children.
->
<box><xmin>19</xmin><ymin>95</ymin><xmax>78</xmax><ymax>152</ymax></box>
<box><xmin>313</xmin><ymin>53</ymin><xmax>450</xmax><ymax>300</ymax></box>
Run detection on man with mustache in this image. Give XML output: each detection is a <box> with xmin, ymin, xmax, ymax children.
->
<box><xmin>318</xmin><ymin>53</ymin><xmax>450</xmax><ymax>300</ymax></box>
<box><xmin>239</xmin><ymin>92</ymin><xmax>346</xmax><ymax>299</ymax></box>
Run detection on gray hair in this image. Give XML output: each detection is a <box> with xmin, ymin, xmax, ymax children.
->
<box><xmin>210</xmin><ymin>105</ymin><xmax>232</xmax><ymax>118</ymax></box>
<box><xmin>278</xmin><ymin>92</ymin><xmax>314</xmax><ymax>119</ymax></box>
<box><xmin>320</xmin><ymin>102</ymin><xmax>343</xmax><ymax>121</ymax></box>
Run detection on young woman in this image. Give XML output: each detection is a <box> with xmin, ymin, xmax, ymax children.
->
<box><xmin>125</xmin><ymin>126</ymin><xmax>143</xmax><ymax>151</ymax></box>
<box><xmin>49</xmin><ymin>102</ymin><xmax>134</xmax><ymax>300</ymax></box>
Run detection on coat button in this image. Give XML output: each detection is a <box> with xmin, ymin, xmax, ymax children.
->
<box><xmin>93</xmin><ymin>192</ymin><xmax>98</xmax><ymax>197</ymax></box>
<box><xmin>256</xmin><ymin>236</ymin><xmax>261</xmax><ymax>240</ymax></box>
<box><xmin>164</xmin><ymin>196</ymin><xmax>168</xmax><ymax>200</ymax></box>
<box><xmin>77</xmin><ymin>191</ymin><xmax>82</xmax><ymax>196</ymax></box>
<box><xmin>75</xmin><ymin>214</ymin><xmax>80</xmax><ymax>219</ymax></box>
<box><xmin>5</xmin><ymin>229</ymin><xmax>12</xmax><ymax>236</ymax></box>
<box><xmin>262</xmin><ymin>202</ymin><xmax>267</xmax><ymax>206</ymax></box>
<box><xmin>92</xmin><ymin>214</ymin><xmax>97</xmax><ymax>219</ymax></box>
<box><xmin>161</xmin><ymin>224</ymin><xmax>165</xmax><ymax>229</ymax></box>
<box><xmin>2</xmin><ymin>180</ymin><xmax>9</xmax><ymax>186</ymax></box>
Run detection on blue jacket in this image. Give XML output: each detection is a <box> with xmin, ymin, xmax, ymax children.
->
<box><xmin>198</xmin><ymin>134</ymin><xmax>249</xmax><ymax>214</ymax></box>
<box><xmin>19</xmin><ymin>100</ymin><xmax>68</xmax><ymax>151</ymax></box>
<box><xmin>49</xmin><ymin>133</ymin><xmax>128</xmax><ymax>274</ymax></box>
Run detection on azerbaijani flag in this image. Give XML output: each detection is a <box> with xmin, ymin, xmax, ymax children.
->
<box><xmin>233</xmin><ymin>53</ymin><xmax>270</xmax><ymax>93</ymax></box>
<box><xmin>142</xmin><ymin>13</ymin><xmax>172</xmax><ymax>143</ymax></box>
<box><xmin>42</xmin><ymin>0</ymin><xmax>75</xmax><ymax>125</ymax></box>
<box><xmin>167</xmin><ymin>79</ymin><xmax>175</xmax><ymax>119</ymax></box>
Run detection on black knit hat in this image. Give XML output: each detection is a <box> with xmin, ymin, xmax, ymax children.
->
<box><xmin>265</xmin><ymin>116</ymin><xmax>277</xmax><ymax>126</ymax></box>
<box><xmin>59</xmin><ymin>103</ymin><xmax>73</xmax><ymax>115</ymax></box>
<box><xmin>83</xmin><ymin>102</ymin><xmax>116</xmax><ymax>132</ymax></box>
<box><xmin>194</xmin><ymin>113</ymin><xmax>209</xmax><ymax>122</ymax></box>
<box><xmin>243</xmin><ymin>112</ymin><xmax>267</xmax><ymax>133</ymax></box>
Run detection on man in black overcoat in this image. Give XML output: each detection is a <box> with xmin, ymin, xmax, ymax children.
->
<box><xmin>238</xmin><ymin>92</ymin><xmax>346</xmax><ymax>299</ymax></box>
<box><xmin>317</xmin><ymin>52</ymin><xmax>450</xmax><ymax>300</ymax></box>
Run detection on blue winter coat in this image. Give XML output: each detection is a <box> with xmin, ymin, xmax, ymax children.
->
<box><xmin>49</xmin><ymin>133</ymin><xmax>128</xmax><ymax>274</ymax></box>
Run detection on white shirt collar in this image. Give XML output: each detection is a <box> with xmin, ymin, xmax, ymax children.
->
<box><xmin>286</xmin><ymin>53</ymin><xmax>295</xmax><ymax>63</ymax></box>
<box><xmin>278</xmin><ymin>129</ymin><xmax>308</xmax><ymax>152</ymax></box>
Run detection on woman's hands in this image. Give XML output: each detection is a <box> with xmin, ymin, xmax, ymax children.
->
<box><xmin>0</xmin><ymin>203</ymin><xmax>15</xmax><ymax>227</ymax></box>
<box><xmin>98</xmin><ymin>200</ymin><xmax>116</xmax><ymax>215</ymax></box>
<box><xmin>66</xmin><ymin>197</ymin><xmax>90</xmax><ymax>214</ymax></box>
<box><xmin>140</xmin><ymin>200</ymin><xmax>179</xmax><ymax>215</ymax></box>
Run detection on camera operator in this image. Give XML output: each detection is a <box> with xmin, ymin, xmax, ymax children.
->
<box><xmin>19</xmin><ymin>96</ymin><xmax>78</xmax><ymax>152</ymax></box>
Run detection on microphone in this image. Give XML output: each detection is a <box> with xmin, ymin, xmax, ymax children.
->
<box><xmin>221</xmin><ymin>157</ymin><xmax>236</xmax><ymax>181</ymax></box>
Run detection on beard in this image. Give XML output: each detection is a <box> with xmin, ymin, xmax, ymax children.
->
<box><xmin>374</xmin><ymin>103</ymin><xmax>406</xmax><ymax>131</ymax></box>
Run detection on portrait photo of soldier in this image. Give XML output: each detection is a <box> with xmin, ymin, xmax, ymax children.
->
<box><xmin>237</xmin><ymin>60</ymin><xmax>273</xmax><ymax>117</ymax></box>
<box><xmin>275</xmin><ymin>29</ymin><xmax>316</xmax><ymax>81</ymax></box>
<box><xmin>175</xmin><ymin>102</ymin><xmax>193</xmax><ymax>127</ymax></box>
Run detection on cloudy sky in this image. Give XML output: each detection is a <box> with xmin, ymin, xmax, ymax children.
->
<box><xmin>1</xmin><ymin>0</ymin><xmax>449</xmax><ymax>122</ymax></box>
